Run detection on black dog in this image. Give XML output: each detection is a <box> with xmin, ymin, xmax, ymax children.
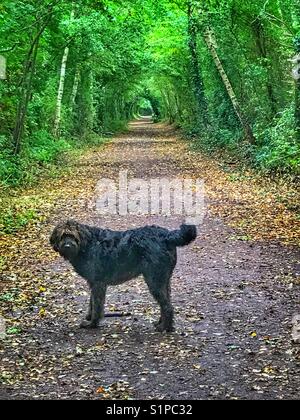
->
<box><xmin>50</xmin><ymin>220</ymin><xmax>197</xmax><ymax>332</ymax></box>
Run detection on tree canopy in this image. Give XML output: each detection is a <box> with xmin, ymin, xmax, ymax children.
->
<box><xmin>0</xmin><ymin>0</ymin><xmax>299</xmax><ymax>187</ymax></box>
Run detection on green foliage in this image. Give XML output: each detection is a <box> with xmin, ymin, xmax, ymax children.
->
<box><xmin>0</xmin><ymin>192</ymin><xmax>48</xmax><ymax>234</ymax></box>
<box><xmin>0</xmin><ymin>0</ymin><xmax>299</xmax><ymax>183</ymax></box>
<box><xmin>0</xmin><ymin>256</ymin><xmax>6</xmax><ymax>271</ymax></box>
<box><xmin>26</xmin><ymin>131</ymin><xmax>71</xmax><ymax>163</ymax></box>
<box><xmin>6</xmin><ymin>327</ymin><xmax>22</xmax><ymax>335</ymax></box>
<box><xmin>144</xmin><ymin>0</ymin><xmax>300</xmax><ymax>174</ymax></box>
<box><xmin>0</xmin><ymin>206</ymin><xmax>38</xmax><ymax>234</ymax></box>
<box><xmin>0</xmin><ymin>292</ymin><xmax>15</xmax><ymax>302</ymax></box>
<box><xmin>0</xmin><ymin>131</ymin><xmax>110</xmax><ymax>190</ymax></box>
<box><xmin>256</xmin><ymin>108</ymin><xmax>300</xmax><ymax>173</ymax></box>
<box><xmin>0</xmin><ymin>131</ymin><xmax>70</xmax><ymax>188</ymax></box>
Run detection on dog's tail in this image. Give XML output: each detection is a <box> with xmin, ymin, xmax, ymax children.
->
<box><xmin>167</xmin><ymin>224</ymin><xmax>197</xmax><ymax>247</ymax></box>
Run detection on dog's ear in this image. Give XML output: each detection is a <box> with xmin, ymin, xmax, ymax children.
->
<box><xmin>76</xmin><ymin>223</ymin><xmax>92</xmax><ymax>250</ymax></box>
<box><xmin>50</xmin><ymin>225</ymin><xmax>63</xmax><ymax>252</ymax></box>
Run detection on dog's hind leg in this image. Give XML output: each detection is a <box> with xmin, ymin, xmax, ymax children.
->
<box><xmin>85</xmin><ymin>295</ymin><xmax>93</xmax><ymax>321</ymax></box>
<box><xmin>153</xmin><ymin>281</ymin><xmax>172</xmax><ymax>328</ymax></box>
<box><xmin>80</xmin><ymin>284</ymin><xmax>107</xmax><ymax>329</ymax></box>
<box><xmin>145</xmin><ymin>274</ymin><xmax>174</xmax><ymax>333</ymax></box>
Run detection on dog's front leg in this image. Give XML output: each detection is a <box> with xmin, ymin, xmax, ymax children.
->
<box><xmin>91</xmin><ymin>284</ymin><xmax>107</xmax><ymax>325</ymax></box>
<box><xmin>80</xmin><ymin>285</ymin><xmax>107</xmax><ymax>329</ymax></box>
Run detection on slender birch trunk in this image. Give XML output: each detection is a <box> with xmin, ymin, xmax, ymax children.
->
<box><xmin>293</xmin><ymin>49</ymin><xmax>300</xmax><ymax>140</ymax></box>
<box><xmin>53</xmin><ymin>45</ymin><xmax>70</xmax><ymax>137</ymax></box>
<box><xmin>53</xmin><ymin>5</ymin><xmax>75</xmax><ymax>137</ymax></box>
<box><xmin>70</xmin><ymin>67</ymin><xmax>80</xmax><ymax>106</ymax></box>
<box><xmin>204</xmin><ymin>27</ymin><xmax>256</xmax><ymax>144</ymax></box>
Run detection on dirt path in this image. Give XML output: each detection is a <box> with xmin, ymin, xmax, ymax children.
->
<box><xmin>0</xmin><ymin>119</ymin><xmax>299</xmax><ymax>400</ymax></box>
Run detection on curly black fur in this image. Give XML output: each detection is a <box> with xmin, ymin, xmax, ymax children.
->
<box><xmin>50</xmin><ymin>220</ymin><xmax>197</xmax><ymax>332</ymax></box>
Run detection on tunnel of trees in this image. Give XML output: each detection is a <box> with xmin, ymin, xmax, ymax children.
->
<box><xmin>0</xmin><ymin>0</ymin><xmax>299</xmax><ymax>187</ymax></box>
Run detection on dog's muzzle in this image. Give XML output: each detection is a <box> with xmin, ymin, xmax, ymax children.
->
<box><xmin>60</xmin><ymin>240</ymin><xmax>78</xmax><ymax>259</ymax></box>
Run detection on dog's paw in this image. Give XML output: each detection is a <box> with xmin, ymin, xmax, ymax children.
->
<box><xmin>80</xmin><ymin>320</ymin><xmax>99</xmax><ymax>329</ymax></box>
<box><xmin>155</xmin><ymin>323</ymin><xmax>164</xmax><ymax>332</ymax></box>
<box><xmin>155</xmin><ymin>323</ymin><xmax>175</xmax><ymax>333</ymax></box>
<box><xmin>153</xmin><ymin>319</ymin><xmax>162</xmax><ymax>328</ymax></box>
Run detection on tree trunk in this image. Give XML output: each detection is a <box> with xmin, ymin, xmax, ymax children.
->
<box><xmin>13</xmin><ymin>43</ymin><xmax>39</xmax><ymax>154</ymax></box>
<box><xmin>174</xmin><ymin>92</ymin><xmax>183</xmax><ymax>122</ymax></box>
<box><xmin>13</xmin><ymin>18</ymin><xmax>50</xmax><ymax>154</ymax></box>
<box><xmin>204</xmin><ymin>27</ymin><xmax>256</xmax><ymax>144</ymax></box>
<box><xmin>296</xmin><ymin>78</ymin><xmax>300</xmax><ymax>137</ymax></box>
<box><xmin>294</xmin><ymin>50</ymin><xmax>300</xmax><ymax>139</ymax></box>
<box><xmin>187</xmin><ymin>2</ymin><xmax>207</xmax><ymax>122</ymax></box>
<box><xmin>252</xmin><ymin>19</ymin><xmax>277</xmax><ymax>116</ymax></box>
<box><xmin>293</xmin><ymin>2</ymin><xmax>300</xmax><ymax>139</ymax></box>
<box><xmin>53</xmin><ymin>45</ymin><xmax>70</xmax><ymax>137</ymax></box>
<box><xmin>53</xmin><ymin>5</ymin><xmax>75</xmax><ymax>137</ymax></box>
<box><xmin>160</xmin><ymin>89</ymin><xmax>171</xmax><ymax>122</ymax></box>
<box><xmin>75</xmin><ymin>66</ymin><xmax>94</xmax><ymax>136</ymax></box>
<box><xmin>70</xmin><ymin>67</ymin><xmax>80</xmax><ymax>106</ymax></box>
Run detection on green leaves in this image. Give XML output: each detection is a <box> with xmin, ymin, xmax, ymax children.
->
<box><xmin>0</xmin><ymin>0</ymin><xmax>299</xmax><ymax>180</ymax></box>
